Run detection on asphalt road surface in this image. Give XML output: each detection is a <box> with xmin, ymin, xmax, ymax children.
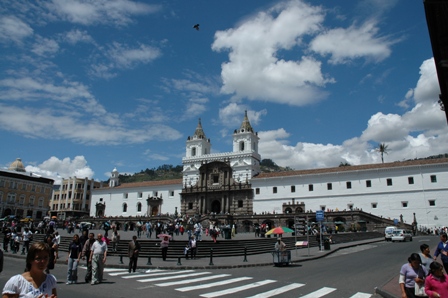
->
<box><xmin>0</xmin><ymin>235</ymin><xmax>440</xmax><ymax>298</ymax></box>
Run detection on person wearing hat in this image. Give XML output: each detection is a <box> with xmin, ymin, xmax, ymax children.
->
<box><xmin>274</xmin><ymin>237</ymin><xmax>288</xmax><ymax>264</ymax></box>
<box><xmin>275</xmin><ymin>237</ymin><xmax>286</xmax><ymax>252</ymax></box>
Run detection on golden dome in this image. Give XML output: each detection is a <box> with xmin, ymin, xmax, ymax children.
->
<box><xmin>8</xmin><ymin>158</ymin><xmax>26</xmax><ymax>172</ymax></box>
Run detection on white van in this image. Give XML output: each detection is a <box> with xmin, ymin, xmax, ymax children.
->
<box><xmin>385</xmin><ymin>226</ymin><xmax>397</xmax><ymax>241</ymax></box>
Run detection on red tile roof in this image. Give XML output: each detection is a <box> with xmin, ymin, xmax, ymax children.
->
<box><xmin>253</xmin><ymin>158</ymin><xmax>448</xmax><ymax>179</ymax></box>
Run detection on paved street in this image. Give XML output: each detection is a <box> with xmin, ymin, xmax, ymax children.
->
<box><xmin>0</xmin><ymin>230</ymin><xmax>440</xmax><ymax>297</ymax></box>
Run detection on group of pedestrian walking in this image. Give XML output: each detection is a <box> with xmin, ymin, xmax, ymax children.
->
<box><xmin>399</xmin><ymin>233</ymin><xmax>448</xmax><ymax>298</ymax></box>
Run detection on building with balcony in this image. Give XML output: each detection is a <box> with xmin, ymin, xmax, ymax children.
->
<box><xmin>0</xmin><ymin>158</ymin><xmax>54</xmax><ymax>220</ymax></box>
<box><xmin>51</xmin><ymin>177</ymin><xmax>101</xmax><ymax>220</ymax></box>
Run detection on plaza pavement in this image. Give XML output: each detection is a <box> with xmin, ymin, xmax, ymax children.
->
<box><xmin>4</xmin><ymin>228</ymin><xmax>397</xmax><ymax>297</ymax></box>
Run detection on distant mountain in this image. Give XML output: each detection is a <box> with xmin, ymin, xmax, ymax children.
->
<box><xmin>105</xmin><ymin>154</ymin><xmax>448</xmax><ymax>184</ymax></box>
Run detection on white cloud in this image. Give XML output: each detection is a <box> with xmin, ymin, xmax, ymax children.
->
<box><xmin>0</xmin><ymin>16</ymin><xmax>33</xmax><ymax>44</ymax></box>
<box><xmin>0</xmin><ymin>76</ymin><xmax>182</xmax><ymax>144</ymax></box>
<box><xmin>107</xmin><ymin>42</ymin><xmax>161</xmax><ymax>69</ymax></box>
<box><xmin>258</xmin><ymin>58</ymin><xmax>448</xmax><ymax>169</ymax></box>
<box><xmin>46</xmin><ymin>0</ymin><xmax>161</xmax><ymax>26</ymax></box>
<box><xmin>310</xmin><ymin>19</ymin><xmax>393</xmax><ymax>64</ymax></box>
<box><xmin>63</xmin><ymin>29</ymin><xmax>94</xmax><ymax>45</ymax></box>
<box><xmin>212</xmin><ymin>0</ymin><xmax>332</xmax><ymax>106</ymax></box>
<box><xmin>31</xmin><ymin>36</ymin><xmax>60</xmax><ymax>57</ymax></box>
<box><xmin>26</xmin><ymin>156</ymin><xmax>94</xmax><ymax>184</ymax></box>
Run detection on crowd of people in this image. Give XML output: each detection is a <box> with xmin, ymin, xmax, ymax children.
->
<box><xmin>399</xmin><ymin>233</ymin><xmax>448</xmax><ymax>298</ymax></box>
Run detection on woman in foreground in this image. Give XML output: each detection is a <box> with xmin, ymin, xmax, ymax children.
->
<box><xmin>2</xmin><ymin>242</ymin><xmax>57</xmax><ymax>298</ymax></box>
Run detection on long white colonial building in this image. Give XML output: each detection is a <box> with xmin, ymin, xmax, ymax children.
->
<box><xmin>90</xmin><ymin>113</ymin><xmax>448</xmax><ymax>228</ymax></box>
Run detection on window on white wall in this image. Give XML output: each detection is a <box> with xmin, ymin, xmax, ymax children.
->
<box><xmin>366</xmin><ymin>180</ymin><xmax>372</xmax><ymax>187</ymax></box>
<box><xmin>430</xmin><ymin>175</ymin><xmax>437</xmax><ymax>183</ymax></box>
<box><xmin>371</xmin><ymin>203</ymin><xmax>377</xmax><ymax>208</ymax></box>
<box><xmin>138</xmin><ymin>192</ymin><xmax>142</xmax><ymax>198</ymax></box>
<box><xmin>327</xmin><ymin>183</ymin><xmax>332</xmax><ymax>190</ymax></box>
<box><xmin>402</xmin><ymin>201</ymin><xmax>408</xmax><ymax>208</ymax></box>
<box><xmin>429</xmin><ymin>200</ymin><xmax>435</xmax><ymax>206</ymax></box>
<box><xmin>408</xmin><ymin>177</ymin><xmax>414</xmax><ymax>184</ymax></box>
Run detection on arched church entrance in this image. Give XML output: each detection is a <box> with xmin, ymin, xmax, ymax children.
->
<box><xmin>151</xmin><ymin>206</ymin><xmax>159</xmax><ymax>216</ymax></box>
<box><xmin>211</xmin><ymin>200</ymin><xmax>221</xmax><ymax>213</ymax></box>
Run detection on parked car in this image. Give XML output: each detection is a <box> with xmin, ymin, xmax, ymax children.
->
<box><xmin>384</xmin><ymin>226</ymin><xmax>397</xmax><ymax>241</ymax></box>
<box><xmin>391</xmin><ymin>229</ymin><xmax>413</xmax><ymax>242</ymax></box>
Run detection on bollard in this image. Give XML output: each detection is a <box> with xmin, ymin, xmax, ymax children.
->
<box><xmin>243</xmin><ymin>246</ymin><xmax>248</xmax><ymax>262</ymax></box>
<box><xmin>119</xmin><ymin>255</ymin><xmax>124</xmax><ymax>264</ymax></box>
<box><xmin>209</xmin><ymin>248</ymin><xmax>214</xmax><ymax>266</ymax></box>
<box><xmin>146</xmin><ymin>256</ymin><xmax>152</xmax><ymax>265</ymax></box>
<box><xmin>177</xmin><ymin>257</ymin><xmax>182</xmax><ymax>266</ymax></box>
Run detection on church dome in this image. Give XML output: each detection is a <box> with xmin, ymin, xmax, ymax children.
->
<box><xmin>8</xmin><ymin>158</ymin><xmax>26</xmax><ymax>172</ymax></box>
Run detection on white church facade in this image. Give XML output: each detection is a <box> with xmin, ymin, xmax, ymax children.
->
<box><xmin>90</xmin><ymin>113</ymin><xmax>448</xmax><ymax>228</ymax></box>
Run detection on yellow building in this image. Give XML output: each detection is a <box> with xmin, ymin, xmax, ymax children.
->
<box><xmin>0</xmin><ymin>158</ymin><xmax>54</xmax><ymax>220</ymax></box>
<box><xmin>51</xmin><ymin>177</ymin><xmax>101</xmax><ymax>220</ymax></box>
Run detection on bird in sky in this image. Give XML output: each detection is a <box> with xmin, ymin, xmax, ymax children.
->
<box><xmin>193</xmin><ymin>24</ymin><xmax>200</xmax><ymax>30</ymax></box>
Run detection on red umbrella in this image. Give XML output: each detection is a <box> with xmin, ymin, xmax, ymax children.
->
<box><xmin>265</xmin><ymin>226</ymin><xmax>294</xmax><ymax>235</ymax></box>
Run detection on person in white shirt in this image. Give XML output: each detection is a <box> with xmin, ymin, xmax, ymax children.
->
<box><xmin>21</xmin><ymin>227</ymin><xmax>33</xmax><ymax>255</ymax></box>
<box><xmin>89</xmin><ymin>233</ymin><xmax>107</xmax><ymax>285</ymax></box>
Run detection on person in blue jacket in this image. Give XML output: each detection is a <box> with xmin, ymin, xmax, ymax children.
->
<box><xmin>433</xmin><ymin>233</ymin><xmax>448</xmax><ymax>272</ymax></box>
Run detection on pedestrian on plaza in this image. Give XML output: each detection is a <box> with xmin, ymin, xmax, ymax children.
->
<box><xmin>3</xmin><ymin>228</ymin><xmax>11</xmax><ymax>252</ymax></box>
<box><xmin>21</xmin><ymin>227</ymin><xmax>33</xmax><ymax>255</ymax></box>
<box><xmin>45</xmin><ymin>234</ymin><xmax>58</xmax><ymax>274</ymax></box>
<box><xmin>111</xmin><ymin>228</ymin><xmax>120</xmax><ymax>252</ymax></box>
<box><xmin>2</xmin><ymin>242</ymin><xmax>58</xmax><ymax>298</ymax></box>
<box><xmin>189</xmin><ymin>236</ymin><xmax>197</xmax><ymax>259</ymax></box>
<box><xmin>103</xmin><ymin>221</ymin><xmax>111</xmax><ymax>237</ymax></box>
<box><xmin>136</xmin><ymin>220</ymin><xmax>143</xmax><ymax>238</ymax></box>
<box><xmin>184</xmin><ymin>244</ymin><xmax>190</xmax><ymax>259</ymax></box>
<box><xmin>419</xmin><ymin>243</ymin><xmax>432</xmax><ymax>272</ymax></box>
<box><xmin>79</xmin><ymin>230</ymin><xmax>88</xmax><ymax>249</ymax></box>
<box><xmin>433</xmin><ymin>233</ymin><xmax>448</xmax><ymax>273</ymax></box>
<box><xmin>425</xmin><ymin>261</ymin><xmax>448</xmax><ymax>298</ymax></box>
<box><xmin>399</xmin><ymin>253</ymin><xmax>428</xmax><ymax>298</ymax></box>
<box><xmin>13</xmin><ymin>232</ymin><xmax>21</xmax><ymax>254</ymax></box>
<box><xmin>210</xmin><ymin>228</ymin><xmax>217</xmax><ymax>243</ymax></box>
<box><xmin>66</xmin><ymin>234</ymin><xmax>82</xmax><ymax>284</ymax></box>
<box><xmin>53</xmin><ymin>231</ymin><xmax>61</xmax><ymax>247</ymax></box>
<box><xmin>160</xmin><ymin>236</ymin><xmax>170</xmax><ymax>261</ymax></box>
<box><xmin>274</xmin><ymin>237</ymin><xmax>286</xmax><ymax>252</ymax></box>
<box><xmin>145</xmin><ymin>221</ymin><xmax>152</xmax><ymax>238</ymax></box>
<box><xmin>81</xmin><ymin>232</ymin><xmax>95</xmax><ymax>283</ymax></box>
<box><xmin>89</xmin><ymin>233</ymin><xmax>107</xmax><ymax>285</ymax></box>
<box><xmin>9</xmin><ymin>229</ymin><xmax>16</xmax><ymax>253</ymax></box>
<box><xmin>128</xmin><ymin>235</ymin><xmax>141</xmax><ymax>273</ymax></box>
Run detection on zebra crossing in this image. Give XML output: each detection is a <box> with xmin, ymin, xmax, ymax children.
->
<box><xmin>102</xmin><ymin>268</ymin><xmax>373</xmax><ymax>297</ymax></box>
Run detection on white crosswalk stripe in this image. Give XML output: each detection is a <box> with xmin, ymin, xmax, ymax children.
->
<box><xmin>137</xmin><ymin>271</ymin><xmax>209</xmax><ymax>282</ymax></box>
<box><xmin>199</xmin><ymin>279</ymin><xmax>277</xmax><ymax>298</ymax></box>
<box><xmin>176</xmin><ymin>277</ymin><xmax>253</xmax><ymax>292</ymax></box>
<box><xmin>156</xmin><ymin>273</ymin><xmax>230</xmax><ymax>287</ymax></box>
<box><xmin>99</xmin><ymin>268</ymin><xmax>373</xmax><ymax>297</ymax></box>
<box><xmin>300</xmin><ymin>287</ymin><xmax>336</xmax><ymax>297</ymax></box>
<box><xmin>349</xmin><ymin>294</ymin><xmax>372</xmax><ymax>298</ymax></box>
<box><xmin>122</xmin><ymin>269</ymin><xmax>194</xmax><ymax>279</ymax></box>
<box><xmin>245</xmin><ymin>283</ymin><xmax>305</xmax><ymax>298</ymax></box>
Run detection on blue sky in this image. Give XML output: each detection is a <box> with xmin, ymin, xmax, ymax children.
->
<box><xmin>1</xmin><ymin>0</ymin><xmax>447</xmax><ymax>184</ymax></box>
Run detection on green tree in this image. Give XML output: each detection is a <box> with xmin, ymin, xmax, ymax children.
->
<box><xmin>376</xmin><ymin>143</ymin><xmax>389</xmax><ymax>163</ymax></box>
